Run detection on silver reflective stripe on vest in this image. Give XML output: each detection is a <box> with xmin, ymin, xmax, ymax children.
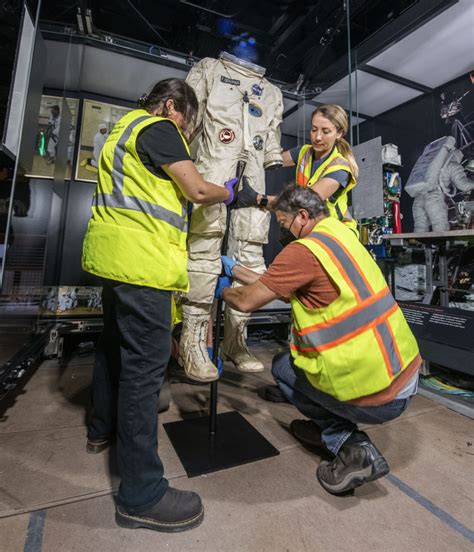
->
<box><xmin>96</xmin><ymin>115</ymin><xmax>187</xmax><ymax>232</ymax></box>
<box><xmin>95</xmin><ymin>193</ymin><xmax>188</xmax><ymax>232</ymax></box>
<box><xmin>294</xmin><ymin>291</ymin><xmax>396</xmax><ymax>351</ymax></box>
<box><xmin>112</xmin><ymin>115</ymin><xmax>151</xmax><ymax>192</ymax></box>
<box><xmin>299</xmin><ymin>148</ymin><xmax>312</xmax><ymax>175</ymax></box>
<box><xmin>309</xmin><ymin>232</ymin><xmax>371</xmax><ymax>300</ymax></box>
<box><xmin>375</xmin><ymin>322</ymin><xmax>402</xmax><ymax>375</ymax></box>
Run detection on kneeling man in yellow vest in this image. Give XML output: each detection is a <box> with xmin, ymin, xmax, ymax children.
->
<box><xmin>217</xmin><ymin>185</ymin><xmax>421</xmax><ymax>495</ymax></box>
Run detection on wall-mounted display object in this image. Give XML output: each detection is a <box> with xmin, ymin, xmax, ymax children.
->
<box><xmin>40</xmin><ymin>285</ymin><xmax>103</xmax><ymax>316</ymax></box>
<box><xmin>76</xmin><ymin>99</ymin><xmax>132</xmax><ymax>183</ymax></box>
<box><xmin>27</xmin><ymin>95</ymin><xmax>79</xmax><ymax>179</ymax></box>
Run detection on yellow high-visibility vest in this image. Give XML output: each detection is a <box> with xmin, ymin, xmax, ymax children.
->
<box><xmin>296</xmin><ymin>144</ymin><xmax>357</xmax><ymax>231</ymax></box>
<box><xmin>82</xmin><ymin>110</ymin><xmax>190</xmax><ymax>291</ymax></box>
<box><xmin>290</xmin><ymin>216</ymin><xmax>420</xmax><ymax>401</ymax></box>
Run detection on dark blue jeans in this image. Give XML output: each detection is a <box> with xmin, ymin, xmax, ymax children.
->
<box><xmin>272</xmin><ymin>352</ymin><xmax>411</xmax><ymax>455</ymax></box>
<box><xmin>88</xmin><ymin>279</ymin><xmax>171</xmax><ymax>514</ymax></box>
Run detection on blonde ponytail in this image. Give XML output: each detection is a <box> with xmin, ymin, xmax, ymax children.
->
<box><xmin>336</xmin><ymin>137</ymin><xmax>359</xmax><ymax>178</ymax></box>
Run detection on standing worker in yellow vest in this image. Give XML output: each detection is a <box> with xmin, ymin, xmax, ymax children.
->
<box><xmin>217</xmin><ymin>185</ymin><xmax>421</xmax><ymax>495</ymax></box>
<box><xmin>81</xmin><ymin>79</ymin><xmax>243</xmax><ymax>532</ymax></box>
<box><xmin>242</xmin><ymin>104</ymin><xmax>358</xmax><ymax>234</ymax></box>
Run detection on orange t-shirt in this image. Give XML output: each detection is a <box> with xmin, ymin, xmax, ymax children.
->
<box><xmin>259</xmin><ymin>243</ymin><xmax>338</xmax><ymax>309</ymax></box>
<box><xmin>259</xmin><ymin>242</ymin><xmax>419</xmax><ymax>406</ymax></box>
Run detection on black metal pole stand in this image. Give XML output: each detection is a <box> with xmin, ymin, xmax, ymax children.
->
<box><xmin>164</xmin><ymin>160</ymin><xmax>279</xmax><ymax>477</ymax></box>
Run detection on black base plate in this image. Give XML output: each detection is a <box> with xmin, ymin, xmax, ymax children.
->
<box><xmin>163</xmin><ymin>411</ymin><xmax>280</xmax><ymax>478</ymax></box>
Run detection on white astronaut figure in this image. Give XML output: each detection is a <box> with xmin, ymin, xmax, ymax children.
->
<box><xmin>91</xmin><ymin>123</ymin><xmax>108</xmax><ymax>167</ymax></box>
<box><xmin>406</xmin><ymin>136</ymin><xmax>474</xmax><ymax>232</ymax></box>
<box><xmin>42</xmin><ymin>287</ymin><xmax>57</xmax><ymax>312</ymax></box>
<box><xmin>46</xmin><ymin>106</ymin><xmax>61</xmax><ymax>163</ymax></box>
<box><xmin>57</xmin><ymin>287</ymin><xmax>79</xmax><ymax>312</ymax></box>
<box><xmin>87</xmin><ymin>288</ymin><xmax>102</xmax><ymax>309</ymax></box>
<box><xmin>67</xmin><ymin>125</ymin><xmax>75</xmax><ymax>164</ymax></box>
<box><xmin>181</xmin><ymin>52</ymin><xmax>283</xmax><ymax>382</ymax></box>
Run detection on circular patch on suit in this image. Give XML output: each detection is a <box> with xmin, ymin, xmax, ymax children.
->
<box><xmin>248</xmin><ymin>103</ymin><xmax>262</xmax><ymax>117</ymax></box>
<box><xmin>253</xmin><ymin>135</ymin><xmax>264</xmax><ymax>150</ymax></box>
<box><xmin>252</xmin><ymin>83</ymin><xmax>263</xmax><ymax>96</ymax></box>
<box><xmin>219</xmin><ymin>128</ymin><xmax>235</xmax><ymax>144</ymax></box>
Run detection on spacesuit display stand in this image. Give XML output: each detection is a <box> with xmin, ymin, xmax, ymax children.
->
<box><xmin>164</xmin><ymin>162</ymin><xmax>279</xmax><ymax>477</ymax></box>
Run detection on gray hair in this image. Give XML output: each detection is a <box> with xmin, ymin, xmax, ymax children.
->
<box><xmin>273</xmin><ymin>184</ymin><xmax>329</xmax><ymax>218</ymax></box>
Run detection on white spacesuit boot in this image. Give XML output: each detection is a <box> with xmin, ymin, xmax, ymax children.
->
<box><xmin>181</xmin><ymin>52</ymin><xmax>283</xmax><ymax>380</ymax></box>
<box><xmin>221</xmin><ymin>307</ymin><xmax>264</xmax><ymax>373</ymax></box>
<box><xmin>179</xmin><ymin>305</ymin><xmax>219</xmax><ymax>382</ymax></box>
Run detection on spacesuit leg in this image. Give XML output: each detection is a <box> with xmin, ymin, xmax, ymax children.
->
<box><xmin>412</xmin><ymin>195</ymin><xmax>430</xmax><ymax>232</ymax></box>
<box><xmin>180</xmin><ymin>204</ymin><xmax>226</xmax><ymax>382</ymax></box>
<box><xmin>425</xmin><ymin>188</ymin><xmax>449</xmax><ymax>232</ymax></box>
<box><xmin>220</xmin><ymin>216</ymin><xmax>266</xmax><ymax>373</ymax></box>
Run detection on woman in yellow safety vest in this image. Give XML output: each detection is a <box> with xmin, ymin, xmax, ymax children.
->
<box><xmin>82</xmin><ymin>78</ymin><xmax>242</xmax><ymax>534</ymax></box>
<box><xmin>244</xmin><ymin>104</ymin><xmax>358</xmax><ymax>234</ymax></box>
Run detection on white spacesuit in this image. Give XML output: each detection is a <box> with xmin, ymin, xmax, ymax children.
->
<box><xmin>46</xmin><ymin>113</ymin><xmax>61</xmax><ymax>162</ymax></box>
<box><xmin>405</xmin><ymin>136</ymin><xmax>474</xmax><ymax>232</ymax></box>
<box><xmin>181</xmin><ymin>52</ymin><xmax>283</xmax><ymax>381</ymax></box>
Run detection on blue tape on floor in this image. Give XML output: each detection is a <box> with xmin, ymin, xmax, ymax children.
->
<box><xmin>24</xmin><ymin>510</ymin><xmax>47</xmax><ymax>552</ymax></box>
<box><xmin>387</xmin><ymin>474</ymin><xmax>474</xmax><ymax>544</ymax></box>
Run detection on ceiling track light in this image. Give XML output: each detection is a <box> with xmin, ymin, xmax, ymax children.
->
<box><xmin>85</xmin><ymin>9</ymin><xmax>93</xmax><ymax>35</ymax></box>
<box><xmin>76</xmin><ymin>7</ymin><xmax>85</xmax><ymax>34</ymax></box>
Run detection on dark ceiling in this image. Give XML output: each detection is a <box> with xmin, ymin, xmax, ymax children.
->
<box><xmin>0</xmin><ymin>0</ymin><xmax>431</xmax><ymax>157</ymax></box>
<box><xmin>38</xmin><ymin>0</ymin><xmax>418</xmax><ymax>86</ymax></box>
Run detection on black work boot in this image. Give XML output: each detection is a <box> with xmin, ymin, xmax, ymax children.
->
<box><xmin>86</xmin><ymin>436</ymin><xmax>113</xmax><ymax>454</ymax></box>
<box><xmin>257</xmin><ymin>384</ymin><xmax>290</xmax><ymax>403</ymax></box>
<box><xmin>290</xmin><ymin>420</ymin><xmax>334</xmax><ymax>459</ymax></box>
<box><xmin>316</xmin><ymin>431</ymin><xmax>390</xmax><ymax>495</ymax></box>
<box><xmin>290</xmin><ymin>420</ymin><xmax>324</xmax><ymax>448</ymax></box>
<box><xmin>115</xmin><ymin>487</ymin><xmax>204</xmax><ymax>533</ymax></box>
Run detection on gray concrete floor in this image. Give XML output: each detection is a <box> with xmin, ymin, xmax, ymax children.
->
<box><xmin>0</xmin><ymin>342</ymin><xmax>473</xmax><ymax>552</ymax></box>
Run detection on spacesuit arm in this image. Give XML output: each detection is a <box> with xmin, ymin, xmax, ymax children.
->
<box><xmin>445</xmin><ymin>163</ymin><xmax>474</xmax><ymax>193</ymax></box>
<box><xmin>263</xmin><ymin>89</ymin><xmax>284</xmax><ymax>169</ymax></box>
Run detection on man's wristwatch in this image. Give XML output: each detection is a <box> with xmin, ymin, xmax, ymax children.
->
<box><xmin>258</xmin><ymin>194</ymin><xmax>269</xmax><ymax>208</ymax></box>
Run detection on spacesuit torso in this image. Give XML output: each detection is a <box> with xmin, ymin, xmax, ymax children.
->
<box><xmin>186</xmin><ymin>53</ymin><xmax>283</xmax><ymax>244</ymax></box>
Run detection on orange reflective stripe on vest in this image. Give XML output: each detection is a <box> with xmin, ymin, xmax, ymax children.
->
<box><xmin>296</xmin><ymin>148</ymin><xmax>313</xmax><ymax>186</ymax></box>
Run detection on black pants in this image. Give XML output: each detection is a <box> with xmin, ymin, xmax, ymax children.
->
<box><xmin>88</xmin><ymin>278</ymin><xmax>171</xmax><ymax>513</ymax></box>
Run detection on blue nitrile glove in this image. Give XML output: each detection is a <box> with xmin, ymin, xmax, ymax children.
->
<box><xmin>207</xmin><ymin>347</ymin><xmax>224</xmax><ymax>376</ymax></box>
<box><xmin>223</xmin><ymin>177</ymin><xmax>239</xmax><ymax>206</ymax></box>
<box><xmin>221</xmin><ymin>255</ymin><xmax>237</xmax><ymax>277</ymax></box>
<box><xmin>215</xmin><ymin>275</ymin><xmax>232</xmax><ymax>299</ymax></box>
